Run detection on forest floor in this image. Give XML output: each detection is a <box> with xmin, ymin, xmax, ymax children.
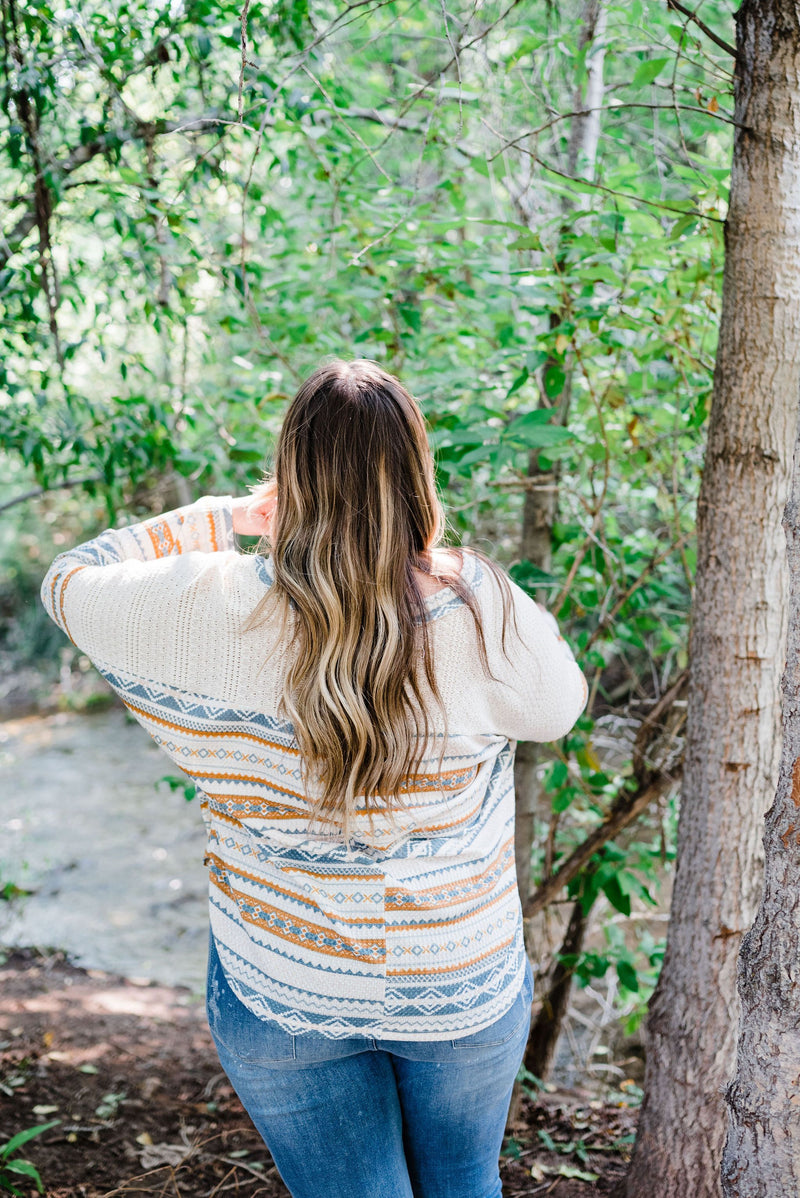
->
<box><xmin>0</xmin><ymin>947</ymin><xmax>637</xmax><ymax>1198</ymax></box>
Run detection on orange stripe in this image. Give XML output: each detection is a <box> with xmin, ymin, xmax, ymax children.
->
<box><xmin>123</xmin><ymin>700</ymin><xmax>298</xmax><ymax>755</ymax></box>
<box><xmin>207</xmin><ymin>795</ymin><xmax>475</xmax><ymax>833</ymax></box>
<box><xmin>203</xmin><ymin>783</ymin><xmax>489</xmax><ymax>839</ymax></box>
<box><xmin>146</xmin><ymin>520</ymin><xmax>175</xmax><ymax>558</ymax></box>
<box><xmin>49</xmin><ymin>572</ymin><xmax>59</xmax><ymax>621</ymax></box>
<box><xmin>206</xmin><ymin>799</ymin><xmax>306</xmax><ymax>825</ymax></box>
<box><xmin>387</xmin><ymin>865</ymin><xmax>513</xmax><ymax>915</ymax></box>
<box><xmin>206</xmin><ymin>847</ymin><xmax>381</xmax><ymax>885</ymax></box>
<box><xmin>386</xmin><ymin>836</ymin><xmax>514</xmax><ymax>910</ymax></box>
<box><xmin>398</xmin><ymin>765</ymin><xmax>479</xmax><ymax>794</ymax></box>
<box><xmin>385</xmin><ymin>880</ymin><xmax>516</xmax><ymax>932</ymax></box>
<box><xmin>128</xmin><ymin>698</ymin><xmax>477</xmax><ymax>806</ymax></box>
<box><xmin>206</xmin><ymin>851</ymin><xmax>382</xmax><ymax>912</ymax></box>
<box><xmin>386</xmin><ymin>933</ymin><xmax>516</xmax><ymax>977</ymax></box>
<box><xmin>405</xmin><ymin>796</ymin><xmax>485</xmax><ymax>836</ymax></box>
<box><xmin>207</xmin><ymin>510</ymin><xmax>218</xmax><ymax>551</ymax></box>
<box><xmin>58</xmin><ymin>566</ymin><xmax>87</xmax><ymax>645</ymax></box>
<box><xmin>205</xmin><ymin>791</ymin><xmax>306</xmax><ymax>814</ymax></box>
<box><xmin>210</xmin><ymin>872</ymin><xmax>385</xmax><ymax>962</ymax></box>
<box><xmin>193</xmin><ymin>766</ymin><xmax>476</xmax><ymax>801</ymax></box>
<box><xmin>126</xmin><ymin>699</ymin><xmax>477</xmax><ymax>799</ymax></box>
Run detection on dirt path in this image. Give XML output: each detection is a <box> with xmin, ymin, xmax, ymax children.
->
<box><xmin>0</xmin><ymin>948</ymin><xmax>636</xmax><ymax>1197</ymax></box>
<box><xmin>0</xmin><ymin>704</ymin><xmax>641</xmax><ymax>1194</ymax></box>
<box><xmin>0</xmin><ymin>707</ymin><xmax>208</xmax><ymax>991</ymax></box>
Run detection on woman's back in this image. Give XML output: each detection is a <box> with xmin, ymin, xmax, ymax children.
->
<box><xmin>41</xmin><ymin>492</ymin><xmax>586</xmax><ymax>1040</ymax></box>
<box><xmin>40</xmin><ymin>358</ymin><xmax>589</xmax><ymax>1198</ymax></box>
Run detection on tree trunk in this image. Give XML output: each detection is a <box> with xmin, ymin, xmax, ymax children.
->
<box><xmin>524</xmin><ymin>892</ymin><xmax>592</xmax><ymax>1081</ymax></box>
<box><xmin>720</xmin><ymin>409</ymin><xmax>800</xmax><ymax>1194</ymax></box>
<box><xmin>513</xmin><ymin>0</ymin><xmax>607</xmax><ymax>903</ymax></box>
<box><xmin>508</xmin><ymin>7</ymin><xmax>608</xmax><ymax>1127</ymax></box>
<box><xmin>623</xmin><ymin>3</ymin><xmax>800</xmax><ymax>1195</ymax></box>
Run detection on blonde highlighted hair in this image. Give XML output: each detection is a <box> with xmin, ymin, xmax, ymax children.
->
<box><xmin>244</xmin><ymin>359</ymin><xmax>519</xmax><ymax>840</ymax></box>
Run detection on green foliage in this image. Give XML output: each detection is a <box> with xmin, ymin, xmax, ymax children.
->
<box><xmin>0</xmin><ymin>1121</ymin><xmax>59</xmax><ymax>1196</ymax></box>
<box><xmin>158</xmin><ymin>774</ymin><xmax>197</xmax><ymax>802</ymax></box>
<box><xmin>0</xmin><ymin>0</ymin><xmax>734</xmax><ymax>1048</ymax></box>
<box><xmin>0</xmin><ymin>882</ymin><xmax>33</xmax><ymax>901</ymax></box>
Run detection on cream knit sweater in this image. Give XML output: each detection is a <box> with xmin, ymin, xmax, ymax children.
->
<box><xmin>41</xmin><ymin>496</ymin><xmax>588</xmax><ymax>1039</ymax></box>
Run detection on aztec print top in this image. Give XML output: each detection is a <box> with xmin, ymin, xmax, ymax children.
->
<box><xmin>41</xmin><ymin>496</ymin><xmax>588</xmax><ymax>1040</ymax></box>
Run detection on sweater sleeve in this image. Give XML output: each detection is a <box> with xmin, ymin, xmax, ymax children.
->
<box><xmin>478</xmin><ymin>573</ymin><xmax>589</xmax><ymax>743</ymax></box>
<box><xmin>40</xmin><ymin>495</ymin><xmax>235</xmax><ymax>660</ymax></box>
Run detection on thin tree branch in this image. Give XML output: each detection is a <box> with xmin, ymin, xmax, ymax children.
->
<box><xmin>666</xmin><ymin>0</ymin><xmax>737</xmax><ymax>59</ymax></box>
<box><xmin>238</xmin><ymin>0</ymin><xmax>251</xmax><ymax>122</ymax></box>
<box><xmin>630</xmin><ymin>668</ymin><xmax>689</xmax><ymax>778</ymax></box>
<box><xmin>522</xmin><ymin>670</ymin><xmax>688</xmax><ymax>920</ymax></box>
<box><xmin>1</xmin><ymin>114</ymin><xmax>227</xmax><ymax>269</ymax></box>
<box><xmin>487</xmin><ymin>100</ymin><xmax>741</xmax><ymax>162</ymax></box>
<box><xmin>0</xmin><ymin>474</ymin><xmax>105</xmax><ymax>513</ymax></box>
<box><xmin>482</xmin><ymin>116</ymin><xmax>725</xmax><ymax>221</ymax></box>
<box><xmin>584</xmin><ymin>531</ymin><xmax>693</xmax><ymax>652</ymax></box>
<box><xmin>522</xmin><ymin>768</ymin><xmax>680</xmax><ymax>919</ymax></box>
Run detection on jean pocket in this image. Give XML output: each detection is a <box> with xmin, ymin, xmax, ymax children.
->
<box><xmin>206</xmin><ymin>940</ymin><xmax>296</xmax><ymax>1064</ymax></box>
<box><xmin>210</xmin><ymin>1004</ymin><xmax>297</xmax><ymax>1064</ymax></box>
<box><xmin>451</xmin><ymin>962</ymin><xmax>533</xmax><ymax>1050</ymax></box>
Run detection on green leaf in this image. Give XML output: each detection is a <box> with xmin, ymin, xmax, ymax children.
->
<box><xmin>546</xmin><ymin>760</ymin><xmax>568</xmax><ymax>789</ymax></box>
<box><xmin>632</xmin><ymin>57</ymin><xmax>670</xmax><ymax>87</ymax></box>
<box><xmin>616</xmin><ymin>959</ymin><xmax>640</xmax><ymax>993</ymax></box>
<box><xmin>552</xmin><ymin>788</ymin><xmax>574</xmax><ymax>814</ymax></box>
<box><xmin>229</xmin><ymin>445</ymin><xmax>265</xmax><ymax>463</ymax></box>
<box><xmin>542</xmin><ymin>365</ymin><xmax>566</xmax><ymax>399</ymax></box>
<box><xmin>509</xmin><ymin>560</ymin><xmax>559</xmax><ymax>591</ymax></box>
<box><xmin>398</xmin><ymin>304</ymin><xmax>421</xmax><ymax>333</ymax></box>
<box><xmin>0</xmin><ymin>1121</ymin><xmax>59</xmax><ymax>1158</ymax></box>
<box><xmin>555</xmin><ymin>1165</ymin><xmax>600</xmax><ymax>1182</ymax></box>
<box><xmin>670</xmin><ymin>213</ymin><xmax>699</xmax><ymax>239</ymax></box>
<box><xmin>506</xmin><ymin>367</ymin><xmax>529</xmax><ymax>397</ymax></box>
<box><xmin>4</xmin><ymin>1159</ymin><xmax>44</xmax><ymax>1190</ymax></box>
<box><xmin>507</xmin><ymin>233</ymin><xmax>542</xmax><ymax>251</ymax></box>
<box><xmin>503</xmin><ymin>413</ymin><xmax>574</xmax><ymax>448</ymax></box>
<box><xmin>602</xmin><ymin>874</ymin><xmax>632</xmax><ymax>916</ymax></box>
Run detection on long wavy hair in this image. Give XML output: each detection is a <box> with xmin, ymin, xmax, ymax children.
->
<box><xmin>244</xmin><ymin>359</ymin><xmax>520</xmax><ymax>840</ymax></box>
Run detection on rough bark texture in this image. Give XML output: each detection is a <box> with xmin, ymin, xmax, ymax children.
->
<box><xmin>720</xmin><ymin>424</ymin><xmax>800</xmax><ymax>1194</ymax></box>
<box><xmin>623</xmin><ymin>3</ymin><xmax>800</xmax><ymax>1195</ymax></box>
<box><xmin>514</xmin><ymin>738</ymin><xmax>540</xmax><ymax>906</ymax></box>
<box><xmin>524</xmin><ymin>893</ymin><xmax>591</xmax><ymax>1080</ymax></box>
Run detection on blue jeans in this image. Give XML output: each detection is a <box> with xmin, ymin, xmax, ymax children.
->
<box><xmin>205</xmin><ymin>932</ymin><xmax>533</xmax><ymax>1198</ymax></box>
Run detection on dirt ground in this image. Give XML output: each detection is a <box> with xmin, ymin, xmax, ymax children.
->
<box><xmin>0</xmin><ymin>947</ymin><xmax>637</xmax><ymax>1198</ymax></box>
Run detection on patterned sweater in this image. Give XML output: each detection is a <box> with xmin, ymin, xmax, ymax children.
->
<box><xmin>40</xmin><ymin>496</ymin><xmax>588</xmax><ymax>1040</ymax></box>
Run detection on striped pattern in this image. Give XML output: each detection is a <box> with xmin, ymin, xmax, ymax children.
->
<box><xmin>40</xmin><ymin>496</ymin><xmax>588</xmax><ymax>1040</ymax></box>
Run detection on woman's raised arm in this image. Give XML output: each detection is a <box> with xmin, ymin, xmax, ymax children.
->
<box><xmin>40</xmin><ymin>494</ymin><xmax>236</xmax><ymax>649</ymax></box>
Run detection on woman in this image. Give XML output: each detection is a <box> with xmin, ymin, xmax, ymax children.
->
<box><xmin>41</xmin><ymin>358</ymin><xmax>587</xmax><ymax>1198</ymax></box>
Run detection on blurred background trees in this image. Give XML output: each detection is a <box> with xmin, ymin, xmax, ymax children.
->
<box><xmin>2</xmin><ymin>0</ymin><xmax>750</xmax><ymax>1189</ymax></box>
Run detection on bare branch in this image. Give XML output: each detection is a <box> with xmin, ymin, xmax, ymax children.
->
<box><xmin>583</xmin><ymin>531</ymin><xmax>693</xmax><ymax>651</ymax></box>
<box><xmin>666</xmin><ymin>0</ymin><xmax>737</xmax><ymax>59</ymax></box>
<box><xmin>522</xmin><ymin>768</ymin><xmax>680</xmax><ymax>919</ymax></box>
<box><xmin>0</xmin><ymin>474</ymin><xmax>104</xmax><ymax>514</ymax></box>
<box><xmin>238</xmin><ymin>0</ymin><xmax>251</xmax><ymax>122</ymax></box>
<box><xmin>487</xmin><ymin>100</ymin><xmax>741</xmax><ymax>162</ymax></box>
<box><xmin>481</xmin><ymin>115</ymin><xmax>725</xmax><ymax>223</ymax></box>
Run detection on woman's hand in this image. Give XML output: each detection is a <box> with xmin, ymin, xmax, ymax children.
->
<box><xmin>231</xmin><ymin>481</ymin><xmax>277</xmax><ymax>538</ymax></box>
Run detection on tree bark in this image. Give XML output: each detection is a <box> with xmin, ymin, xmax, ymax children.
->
<box><xmin>514</xmin><ymin>0</ymin><xmax>607</xmax><ymax>905</ymax></box>
<box><xmin>720</xmin><ymin>409</ymin><xmax>800</xmax><ymax>1194</ymax></box>
<box><xmin>623</xmin><ymin>3</ymin><xmax>800</xmax><ymax>1195</ymax></box>
<box><xmin>508</xmin><ymin>7</ymin><xmax>608</xmax><ymax>1125</ymax></box>
<box><xmin>524</xmin><ymin>890</ymin><xmax>592</xmax><ymax>1081</ymax></box>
